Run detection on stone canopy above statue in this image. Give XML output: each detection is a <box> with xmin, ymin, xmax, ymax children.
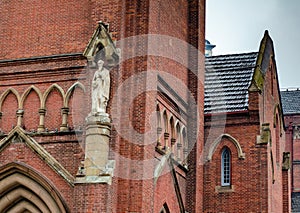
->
<box><xmin>83</xmin><ymin>21</ymin><xmax>120</xmax><ymax>67</ymax></box>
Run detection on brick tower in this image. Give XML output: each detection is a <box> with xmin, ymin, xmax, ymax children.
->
<box><xmin>0</xmin><ymin>1</ymin><xmax>205</xmax><ymax>212</ymax></box>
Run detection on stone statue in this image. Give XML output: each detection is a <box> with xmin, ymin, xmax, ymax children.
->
<box><xmin>91</xmin><ymin>60</ymin><xmax>110</xmax><ymax>115</ymax></box>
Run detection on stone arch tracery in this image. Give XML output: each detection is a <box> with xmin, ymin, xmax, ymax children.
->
<box><xmin>64</xmin><ymin>82</ymin><xmax>85</xmax><ymax>108</ymax></box>
<box><xmin>64</xmin><ymin>82</ymin><xmax>86</xmax><ymax>131</ymax></box>
<box><xmin>156</xmin><ymin>103</ymin><xmax>188</xmax><ymax>165</ymax></box>
<box><xmin>0</xmin><ymin>88</ymin><xmax>21</xmax><ymax>111</ymax></box>
<box><xmin>21</xmin><ymin>86</ymin><xmax>43</xmax><ymax>131</ymax></box>
<box><xmin>0</xmin><ymin>88</ymin><xmax>20</xmax><ymax>132</ymax></box>
<box><xmin>0</xmin><ymin>162</ymin><xmax>69</xmax><ymax>213</ymax></box>
<box><xmin>42</xmin><ymin>83</ymin><xmax>65</xmax><ymax>109</ymax></box>
<box><xmin>20</xmin><ymin>86</ymin><xmax>43</xmax><ymax>109</ymax></box>
<box><xmin>0</xmin><ymin>83</ymin><xmax>86</xmax><ymax>133</ymax></box>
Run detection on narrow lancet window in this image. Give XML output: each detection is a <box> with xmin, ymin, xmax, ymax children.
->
<box><xmin>221</xmin><ymin>148</ymin><xmax>231</xmax><ymax>186</ymax></box>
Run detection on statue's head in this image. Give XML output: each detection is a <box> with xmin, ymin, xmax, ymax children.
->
<box><xmin>97</xmin><ymin>60</ymin><xmax>104</xmax><ymax>68</ymax></box>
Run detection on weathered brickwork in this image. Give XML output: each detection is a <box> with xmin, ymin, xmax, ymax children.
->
<box><xmin>203</xmin><ymin>32</ymin><xmax>290</xmax><ymax>213</ymax></box>
<box><xmin>0</xmin><ymin>0</ymin><xmax>205</xmax><ymax>212</ymax></box>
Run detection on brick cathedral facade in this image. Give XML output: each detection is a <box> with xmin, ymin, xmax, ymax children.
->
<box><xmin>0</xmin><ymin>1</ymin><xmax>292</xmax><ymax>212</ymax></box>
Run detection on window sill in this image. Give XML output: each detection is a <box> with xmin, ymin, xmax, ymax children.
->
<box><xmin>215</xmin><ymin>185</ymin><xmax>234</xmax><ymax>193</ymax></box>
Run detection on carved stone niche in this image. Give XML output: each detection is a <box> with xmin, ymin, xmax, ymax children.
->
<box><xmin>282</xmin><ymin>152</ymin><xmax>291</xmax><ymax>171</ymax></box>
<box><xmin>77</xmin><ymin>21</ymin><xmax>120</xmax><ymax>184</ymax></box>
<box><xmin>294</xmin><ymin>125</ymin><xmax>300</xmax><ymax>140</ymax></box>
<box><xmin>258</xmin><ymin>123</ymin><xmax>271</xmax><ymax>145</ymax></box>
<box><xmin>83</xmin><ymin>21</ymin><xmax>120</xmax><ymax>67</ymax></box>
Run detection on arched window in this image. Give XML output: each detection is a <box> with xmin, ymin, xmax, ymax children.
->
<box><xmin>221</xmin><ymin>147</ymin><xmax>231</xmax><ymax>186</ymax></box>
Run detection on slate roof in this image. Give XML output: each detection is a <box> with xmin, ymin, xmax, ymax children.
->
<box><xmin>292</xmin><ymin>192</ymin><xmax>300</xmax><ymax>213</ymax></box>
<box><xmin>204</xmin><ymin>52</ymin><xmax>258</xmax><ymax>114</ymax></box>
<box><xmin>280</xmin><ymin>89</ymin><xmax>300</xmax><ymax>115</ymax></box>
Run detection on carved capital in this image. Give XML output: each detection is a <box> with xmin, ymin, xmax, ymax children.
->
<box><xmin>157</xmin><ymin>127</ymin><xmax>162</xmax><ymax>135</ymax></box>
<box><xmin>61</xmin><ymin>107</ymin><xmax>69</xmax><ymax>114</ymax></box>
<box><xmin>39</xmin><ymin>108</ymin><xmax>46</xmax><ymax>115</ymax></box>
<box><xmin>282</xmin><ymin>152</ymin><xmax>291</xmax><ymax>171</ymax></box>
<box><xmin>164</xmin><ymin>132</ymin><xmax>170</xmax><ymax>140</ymax></box>
<box><xmin>171</xmin><ymin>138</ymin><xmax>176</xmax><ymax>146</ymax></box>
<box><xmin>16</xmin><ymin>109</ymin><xmax>24</xmax><ymax>117</ymax></box>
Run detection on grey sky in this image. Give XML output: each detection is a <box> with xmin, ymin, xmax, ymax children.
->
<box><xmin>206</xmin><ymin>0</ymin><xmax>300</xmax><ymax>88</ymax></box>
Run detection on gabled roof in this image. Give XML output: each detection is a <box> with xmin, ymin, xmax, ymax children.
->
<box><xmin>281</xmin><ymin>89</ymin><xmax>300</xmax><ymax>115</ymax></box>
<box><xmin>204</xmin><ymin>52</ymin><xmax>258</xmax><ymax>114</ymax></box>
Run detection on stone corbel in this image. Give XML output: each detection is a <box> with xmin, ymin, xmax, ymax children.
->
<box><xmin>258</xmin><ymin>123</ymin><xmax>271</xmax><ymax>145</ymax></box>
<box><xmin>282</xmin><ymin>152</ymin><xmax>291</xmax><ymax>171</ymax></box>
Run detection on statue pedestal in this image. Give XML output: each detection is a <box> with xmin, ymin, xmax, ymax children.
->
<box><xmin>76</xmin><ymin>114</ymin><xmax>114</xmax><ymax>184</ymax></box>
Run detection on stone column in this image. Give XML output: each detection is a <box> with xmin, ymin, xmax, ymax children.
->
<box><xmin>37</xmin><ymin>108</ymin><xmax>46</xmax><ymax>132</ymax></box>
<box><xmin>16</xmin><ymin>109</ymin><xmax>24</xmax><ymax>127</ymax></box>
<box><xmin>171</xmin><ymin>138</ymin><xmax>176</xmax><ymax>153</ymax></box>
<box><xmin>164</xmin><ymin>132</ymin><xmax>170</xmax><ymax>150</ymax></box>
<box><xmin>60</xmin><ymin>107</ymin><xmax>69</xmax><ymax>131</ymax></box>
<box><xmin>156</xmin><ymin>127</ymin><xmax>163</xmax><ymax>149</ymax></box>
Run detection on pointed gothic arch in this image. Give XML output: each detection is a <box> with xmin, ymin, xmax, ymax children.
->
<box><xmin>273</xmin><ymin>103</ymin><xmax>283</xmax><ymax>134</ymax></box>
<box><xmin>162</xmin><ymin>110</ymin><xmax>168</xmax><ymax>133</ymax></box>
<box><xmin>0</xmin><ymin>162</ymin><xmax>69</xmax><ymax>213</ymax></box>
<box><xmin>207</xmin><ymin>134</ymin><xmax>245</xmax><ymax>161</ymax></box>
<box><xmin>42</xmin><ymin>84</ymin><xmax>65</xmax><ymax>108</ymax></box>
<box><xmin>0</xmin><ymin>88</ymin><xmax>21</xmax><ymax>111</ymax></box>
<box><xmin>20</xmin><ymin>86</ymin><xmax>43</xmax><ymax>109</ymax></box>
<box><xmin>170</xmin><ymin>116</ymin><xmax>175</xmax><ymax>139</ymax></box>
<box><xmin>64</xmin><ymin>82</ymin><xmax>85</xmax><ymax>107</ymax></box>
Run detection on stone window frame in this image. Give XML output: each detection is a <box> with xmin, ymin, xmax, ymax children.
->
<box><xmin>221</xmin><ymin>147</ymin><xmax>231</xmax><ymax>186</ymax></box>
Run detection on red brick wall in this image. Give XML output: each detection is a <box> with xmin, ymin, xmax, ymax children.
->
<box><xmin>1</xmin><ymin>92</ymin><xmax>18</xmax><ymax>132</ymax></box>
<box><xmin>23</xmin><ymin>90</ymin><xmax>40</xmax><ymax>130</ymax></box>
<box><xmin>204</xmin><ymin>44</ymin><xmax>288</xmax><ymax>212</ymax></box>
<box><xmin>0</xmin><ymin>0</ymin><xmax>92</xmax><ymax>59</ymax></box>
<box><xmin>0</xmin><ymin>0</ymin><xmax>206</xmax><ymax>212</ymax></box>
<box><xmin>204</xmin><ymin>119</ymin><xmax>269</xmax><ymax>212</ymax></box>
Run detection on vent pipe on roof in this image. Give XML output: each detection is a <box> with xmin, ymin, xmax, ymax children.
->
<box><xmin>205</xmin><ymin>40</ymin><xmax>216</xmax><ymax>57</ymax></box>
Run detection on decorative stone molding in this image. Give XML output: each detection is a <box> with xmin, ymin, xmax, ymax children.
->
<box><xmin>83</xmin><ymin>21</ymin><xmax>120</xmax><ymax>67</ymax></box>
<box><xmin>282</xmin><ymin>152</ymin><xmax>291</xmax><ymax>171</ymax></box>
<box><xmin>258</xmin><ymin>123</ymin><xmax>271</xmax><ymax>145</ymax></box>
<box><xmin>0</xmin><ymin>127</ymin><xmax>74</xmax><ymax>185</ymax></box>
<box><xmin>0</xmin><ymin>162</ymin><xmax>69</xmax><ymax>212</ymax></box>
<box><xmin>206</xmin><ymin>134</ymin><xmax>245</xmax><ymax>161</ymax></box>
